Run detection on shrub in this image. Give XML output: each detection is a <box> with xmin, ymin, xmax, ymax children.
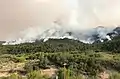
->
<box><xmin>110</xmin><ymin>72</ymin><xmax>120</xmax><ymax>79</ymax></box>
<box><xmin>27</xmin><ymin>71</ymin><xmax>49</xmax><ymax>79</ymax></box>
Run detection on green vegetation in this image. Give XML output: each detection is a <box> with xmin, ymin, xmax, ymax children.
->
<box><xmin>1</xmin><ymin>36</ymin><xmax>120</xmax><ymax>79</ymax></box>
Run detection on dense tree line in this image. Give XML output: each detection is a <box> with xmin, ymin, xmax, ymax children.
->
<box><xmin>0</xmin><ymin>36</ymin><xmax>120</xmax><ymax>54</ymax></box>
<box><xmin>0</xmin><ymin>38</ymin><xmax>92</xmax><ymax>54</ymax></box>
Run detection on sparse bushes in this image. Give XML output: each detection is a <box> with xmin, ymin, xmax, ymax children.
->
<box><xmin>12</xmin><ymin>57</ymin><xmax>25</xmax><ymax>63</ymax></box>
<box><xmin>27</xmin><ymin>71</ymin><xmax>49</xmax><ymax>79</ymax></box>
<box><xmin>110</xmin><ymin>72</ymin><xmax>120</xmax><ymax>79</ymax></box>
<box><xmin>24</xmin><ymin>56</ymin><xmax>50</xmax><ymax>72</ymax></box>
<box><xmin>0</xmin><ymin>71</ymin><xmax>49</xmax><ymax>79</ymax></box>
<box><xmin>58</xmin><ymin>68</ymin><xmax>84</xmax><ymax>79</ymax></box>
<box><xmin>24</xmin><ymin>61</ymin><xmax>38</xmax><ymax>72</ymax></box>
<box><xmin>24</xmin><ymin>52</ymin><xmax>120</xmax><ymax>76</ymax></box>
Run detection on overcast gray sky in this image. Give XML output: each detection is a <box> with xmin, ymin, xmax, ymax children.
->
<box><xmin>0</xmin><ymin>0</ymin><xmax>120</xmax><ymax>40</ymax></box>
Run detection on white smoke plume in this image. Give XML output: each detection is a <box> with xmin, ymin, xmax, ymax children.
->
<box><xmin>3</xmin><ymin>0</ymin><xmax>120</xmax><ymax>45</ymax></box>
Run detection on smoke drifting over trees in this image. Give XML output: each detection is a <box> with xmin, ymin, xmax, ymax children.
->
<box><xmin>1</xmin><ymin>0</ymin><xmax>120</xmax><ymax>44</ymax></box>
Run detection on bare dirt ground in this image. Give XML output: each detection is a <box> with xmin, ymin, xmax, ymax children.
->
<box><xmin>99</xmin><ymin>71</ymin><xmax>109</xmax><ymax>79</ymax></box>
<box><xmin>0</xmin><ymin>72</ymin><xmax>10</xmax><ymax>77</ymax></box>
<box><xmin>40</xmin><ymin>68</ymin><xmax>58</xmax><ymax>77</ymax></box>
<box><xmin>0</xmin><ymin>61</ymin><xmax>57</xmax><ymax>78</ymax></box>
<box><xmin>0</xmin><ymin>62</ymin><xmax>25</xmax><ymax>77</ymax></box>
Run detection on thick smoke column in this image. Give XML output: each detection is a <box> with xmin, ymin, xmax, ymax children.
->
<box><xmin>2</xmin><ymin>0</ymin><xmax>120</xmax><ymax>45</ymax></box>
<box><xmin>67</xmin><ymin>0</ymin><xmax>79</xmax><ymax>27</ymax></box>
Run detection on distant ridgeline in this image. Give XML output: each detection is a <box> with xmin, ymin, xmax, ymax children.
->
<box><xmin>0</xmin><ymin>34</ymin><xmax>120</xmax><ymax>54</ymax></box>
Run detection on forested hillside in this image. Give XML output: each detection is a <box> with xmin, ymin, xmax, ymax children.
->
<box><xmin>1</xmin><ymin>36</ymin><xmax>120</xmax><ymax>54</ymax></box>
<box><xmin>0</xmin><ymin>36</ymin><xmax>120</xmax><ymax>79</ymax></box>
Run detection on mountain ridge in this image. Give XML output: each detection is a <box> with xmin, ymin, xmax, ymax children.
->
<box><xmin>2</xmin><ymin>26</ymin><xmax>120</xmax><ymax>45</ymax></box>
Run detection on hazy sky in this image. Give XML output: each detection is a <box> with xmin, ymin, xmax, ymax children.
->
<box><xmin>0</xmin><ymin>0</ymin><xmax>66</xmax><ymax>40</ymax></box>
<box><xmin>0</xmin><ymin>0</ymin><xmax>120</xmax><ymax>40</ymax></box>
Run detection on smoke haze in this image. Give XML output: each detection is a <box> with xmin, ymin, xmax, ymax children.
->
<box><xmin>0</xmin><ymin>0</ymin><xmax>120</xmax><ymax>40</ymax></box>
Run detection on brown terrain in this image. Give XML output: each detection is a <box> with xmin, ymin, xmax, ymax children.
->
<box><xmin>0</xmin><ymin>61</ymin><xmax>57</xmax><ymax>78</ymax></box>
